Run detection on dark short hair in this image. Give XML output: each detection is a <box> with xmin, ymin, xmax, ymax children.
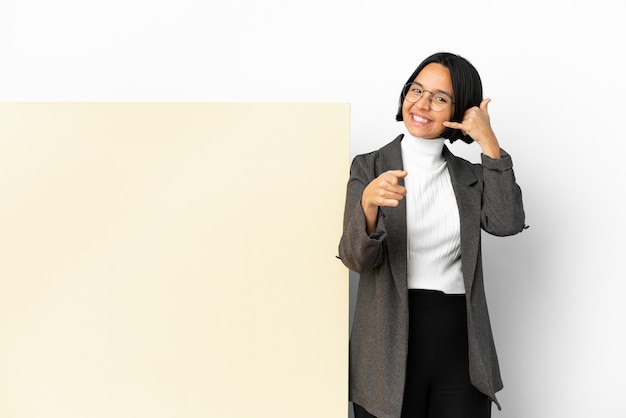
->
<box><xmin>395</xmin><ymin>52</ymin><xmax>483</xmax><ymax>144</ymax></box>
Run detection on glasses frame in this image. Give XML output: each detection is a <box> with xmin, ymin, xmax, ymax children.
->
<box><xmin>402</xmin><ymin>82</ymin><xmax>455</xmax><ymax>112</ymax></box>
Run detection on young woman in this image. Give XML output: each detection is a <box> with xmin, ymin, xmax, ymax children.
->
<box><xmin>338</xmin><ymin>52</ymin><xmax>526</xmax><ymax>418</ymax></box>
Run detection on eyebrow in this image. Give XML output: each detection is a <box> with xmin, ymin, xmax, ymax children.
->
<box><xmin>412</xmin><ymin>82</ymin><xmax>453</xmax><ymax>98</ymax></box>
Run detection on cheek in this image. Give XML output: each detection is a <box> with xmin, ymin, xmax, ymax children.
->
<box><xmin>435</xmin><ymin>109</ymin><xmax>451</xmax><ymax>124</ymax></box>
<box><xmin>402</xmin><ymin>102</ymin><xmax>414</xmax><ymax>120</ymax></box>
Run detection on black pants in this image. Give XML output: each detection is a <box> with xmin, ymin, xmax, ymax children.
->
<box><xmin>354</xmin><ymin>289</ymin><xmax>491</xmax><ymax>418</ymax></box>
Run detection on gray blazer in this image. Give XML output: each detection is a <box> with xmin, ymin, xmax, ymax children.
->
<box><xmin>338</xmin><ymin>134</ymin><xmax>526</xmax><ymax>418</ymax></box>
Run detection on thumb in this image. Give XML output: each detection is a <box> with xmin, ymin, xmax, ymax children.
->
<box><xmin>480</xmin><ymin>98</ymin><xmax>491</xmax><ymax>113</ymax></box>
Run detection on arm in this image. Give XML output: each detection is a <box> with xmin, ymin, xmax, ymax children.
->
<box><xmin>337</xmin><ymin>154</ymin><xmax>407</xmax><ymax>273</ymax></box>
<box><xmin>444</xmin><ymin>98</ymin><xmax>526</xmax><ymax>235</ymax></box>
<box><xmin>480</xmin><ymin>150</ymin><xmax>526</xmax><ymax>236</ymax></box>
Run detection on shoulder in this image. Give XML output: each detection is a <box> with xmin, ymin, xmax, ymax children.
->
<box><xmin>353</xmin><ymin>134</ymin><xmax>402</xmax><ymax>160</ymax></box>
<box><xmin>351</xmin><ymin>134</ymin><xmax>404</xmax><ymax>176</ymax></box>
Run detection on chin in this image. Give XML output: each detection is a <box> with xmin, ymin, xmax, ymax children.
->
<box><xmin>408</xmin><ymin>129</ymin><xmax>441</xmax><ymax>140</ymax></box>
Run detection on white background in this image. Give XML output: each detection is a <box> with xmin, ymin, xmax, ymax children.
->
<box><xmin>1</xmin><ymin>1</ymin><xmax>625</xmax><ymax>417</ymax></box>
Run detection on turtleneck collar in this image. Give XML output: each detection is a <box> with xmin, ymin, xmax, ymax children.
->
<box><xmin>400</xmin><ymin>132</ymin><xmax>446</xmax><ymax>169</ymax></box>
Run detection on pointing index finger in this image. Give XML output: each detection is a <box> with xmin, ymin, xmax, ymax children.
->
<box><xmin>387</xmin><ymin>169</ymin><xmax>408</xmax><ymax>179</ymax></box>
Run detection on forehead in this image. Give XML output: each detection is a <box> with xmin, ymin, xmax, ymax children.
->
<box><xmin>413</xmin><ymin>63</ymin><xmax>453</xmax><ymax>90</ymax></box>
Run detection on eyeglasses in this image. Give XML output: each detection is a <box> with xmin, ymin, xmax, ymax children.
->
<box><xmin>403</xmin><ymin>83</ymin><xmax>455</xmax><ymax>112</ymax></box>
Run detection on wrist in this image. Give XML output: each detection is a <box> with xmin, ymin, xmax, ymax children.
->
<box><xmin>361</xmin><ymin>200</ymin><xmax>378</xmax><ymax>216</ymax></box>
<box><xmin>482</xmin><ymin>146</ymin><xmax>501</xmax><ymax>159</ymax></box>
<box><xmin>479</xmin><ymin>137</ymin><xmax>501</xmax><ymax>159</ymax></box>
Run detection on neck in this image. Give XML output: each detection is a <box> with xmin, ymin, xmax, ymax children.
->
<box><xmin>401</xmin><ymin>133</ymin><xmax>445</xmax><ymax>169</ymax></box>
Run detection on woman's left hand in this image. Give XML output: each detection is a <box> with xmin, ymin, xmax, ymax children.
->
<box><xmin>443</xmin><ymin>98</ymin><xmax>501</xmax><ymax>159</ymax></box>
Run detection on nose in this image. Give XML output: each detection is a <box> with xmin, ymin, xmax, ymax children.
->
<box><xmin>412</xmin><ymin>92</ymin><xmax>431</xmax><ymax>110</ymax></box>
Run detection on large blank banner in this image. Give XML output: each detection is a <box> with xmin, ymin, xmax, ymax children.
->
<box><xmin>0</xmin><ymin>103</ymin><xmax>349</xmax><ymax>418</ymax></box>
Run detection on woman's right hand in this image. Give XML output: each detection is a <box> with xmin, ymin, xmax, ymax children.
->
<box><xmin>361</xmin><ymin>170</ymin><xmax>407</xmax><ymax>234</ymax></box>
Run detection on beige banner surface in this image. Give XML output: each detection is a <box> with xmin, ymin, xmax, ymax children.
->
<box><xmin>0</xmin><ymin>103</ymin><xmax>349</xmax><ymax>418</ymax></box>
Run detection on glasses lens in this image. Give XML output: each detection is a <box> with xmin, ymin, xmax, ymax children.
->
<box><xmin>404</xmin><ymin>84</ymin><xmax>421</xmax><ymax>103</ymax></box>
<box><xmin>430</xmin><ymin>93</ymin><xmax>452</xmax><ymax>112</ymax></box>
<box><xmin>403</xmin><ymin>83</ymin><xmax>453</xmax><ymax>112</ymax></box>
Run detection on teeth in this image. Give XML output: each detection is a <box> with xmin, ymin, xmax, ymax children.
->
<box><xmin>412</xmin><ymin>115</ymin><xmax>428</xmax><ymax>123</ymax></box>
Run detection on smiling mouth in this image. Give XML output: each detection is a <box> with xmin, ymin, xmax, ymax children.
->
<box><xmin>411</xmin><ymin>114</ymin><xmax>429</xmax><ymax>124</ymax></box>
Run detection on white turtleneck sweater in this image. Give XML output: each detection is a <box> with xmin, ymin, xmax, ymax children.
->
<box><xmin>401</xmin><ymin>135</ymin><xmax>464</xmax><ymax>294</ymax></box>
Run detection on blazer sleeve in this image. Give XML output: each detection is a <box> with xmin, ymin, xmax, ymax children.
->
<box><xmin>337</xmin><ymin>152</ymin><xmax>388</xmax><ymax>273</ymax></box>
<box><xmin>480</xmin><ymin>149</ymin><xmax>527</xmax><ymax>236</ymax></box>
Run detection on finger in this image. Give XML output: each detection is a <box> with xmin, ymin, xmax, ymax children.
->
<box><xmin>380</xmin><ymin>170</ymin><xmax>407</xmax><ymax>188</ymax></box>
<box><xmin>386</xmin><ymin>186</ymin><xmax>407</xmax><ymax>197</ymax></box>
<box><xmin>367</xmin><ymin>187</ymin><xmax>404</xmax><ymax>206</ymax></box>
<box><xmin>379</xmin><ymin>198</ymin><xmax>402</xmax><ymax>207</ymax></box>
<box><xmin>387</xmin><ymin>169</ymin><xmax>408</xmax><ymax>179</ymax></box>
<box><xmin>443</xmin><ymin>120</ymin><xmax>464</xmax><ymax>130</ymax></box>
<box><xmin>368</xmin><ymin>178</ymin><xmax>406</xmax><ymax>196</ymax></box>
<box><xmin>380</xmin><ymin>176</ymin><xmax>407</xmax><ymax>194</ymax></box>
<box><xmin>480</xmin><ymin>98</ymin><xmax>491</xmax><ymax>113</ymax></box>
<box><xmin>379</xmin><ymin>189</ymin><xmax>407</xmax><ymax>205</ymax></box>
<box><xmin>379</xmin><ymin>180</ymin><xmax>406</xmax><ymax>196</ymax></box>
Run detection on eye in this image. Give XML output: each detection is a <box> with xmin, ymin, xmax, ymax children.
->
<box><xmin>411</xmin><ymin>87</ymin><xmax>423</xmax><ymax>95</ymax></box>
<box><xmin>433</xmin><ymin>94</ymin><xmax>450</xmax><ymax>104</ymax></box>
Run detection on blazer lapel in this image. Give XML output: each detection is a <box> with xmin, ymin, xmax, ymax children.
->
<box><xmin>443</xmin><ymin>146</ymin><xmax>481</xmax><ymax>296</ymax></box>
<box><xmin>378</xmin><ymin>135</ymin><xmax>409</xmax><ymax>298</ymax></box>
